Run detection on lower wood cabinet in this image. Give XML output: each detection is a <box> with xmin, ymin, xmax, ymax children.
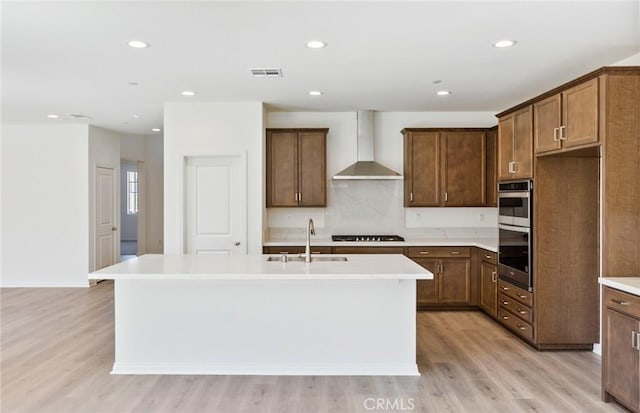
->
<box><xmin>479</xmin><ymin>250</ymin><xmax>498</xmax><ymax>318</ymax></box>
<box><xmin>497</xmin><ymin>279</ymin><xmax>535</xmax><ymax>343</ymax></box>
<box><xmin>407</xmin><ymin>247</ymin><xmax>473</xmax><ymax>309</ymax></box>
<box><xmin>603</xmin><ymin>286</ymin><xmax>640</xmax><ymax>412</ymax></box>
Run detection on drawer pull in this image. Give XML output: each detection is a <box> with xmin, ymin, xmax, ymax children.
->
<box><xmin>636</xmin><ymin>332</ymin><xmax>640</xmax><ymax>351</ymax></box>
<box><xmin>633</xmin><ymin>331</ymin><xmax>638</xmax><ymax>350</ymax></box>
<box><xmin>517</xmin><ymin>325</ymin><xmax>526</xmax><ymax>331</ymax></box>
<box><xmin>501</xmin><ymin>286</ymin><xmax>510</xmax><ymax>291</ymax></box>
<box><xmin>518</xmin><ymin>309</ymin><xmax>527</xmax><ymax>315</ymax></box>
<box><xmin>485</xmin><ymin>254</ymin><xmax>491</xmax><ymax>259</ymax></box>
<box><xmin>611</xmin><ymin>298</ymin><xmax>629</xmax><ymax>306</ymax></box>
<box><xmin>418</xmin><ymin>251</ymin><xmax>430</xmax><ymax>255</ymax></box>
<box><xmin>517</xmin><ymin>294</ymin><xmax>527</xmax><ymax>300</ymax></box>
<box><xmin>492</xmin><ymin>271</ymin><xmax>497</xmax><ymax>283</ymax></box>
<box><xmin>278</xmin><ymin>251</ymin><xmax>289</xmax><ymax>254</ymax></box>
<box><xmin>450</xmin><ymin>251</ymin><xmax>461</xmax><ymax>255</ymax></box>
<box><xmin>501</xmin><ymin>301</ymin><xmax>509</xmax><ymax>305</ymax></box>
<box><xmin>502</xmin><ymin>316</ymin><xmax>509</xmax><ymax>320</ymax></box>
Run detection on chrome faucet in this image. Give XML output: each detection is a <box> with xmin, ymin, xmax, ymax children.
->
<box><xmin>305</xmin><ymin>218</ymin><xmax>316</xmax><ymax>263</ymax></box>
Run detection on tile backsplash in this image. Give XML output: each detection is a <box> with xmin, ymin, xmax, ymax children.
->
<box><xmin>266</xmin><ymin>180</ymin><xmax>497</xmax><ymax>238</ymax></box>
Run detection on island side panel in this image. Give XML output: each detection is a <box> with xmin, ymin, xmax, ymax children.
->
<box><xmin>113</xmin><ymin>278</ymin><xmax>418</xmax><ymax>375</ymax></box>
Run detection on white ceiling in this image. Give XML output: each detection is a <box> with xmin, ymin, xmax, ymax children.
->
<box><xmin>2</xmin><ymin>1</ymin><xmax>639</xmax><ymax>135</ymax></box>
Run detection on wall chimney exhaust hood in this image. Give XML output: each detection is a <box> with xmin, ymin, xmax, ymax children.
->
<box><xmin>332</xmin><ymin>110</ymin><xmax>403</xmax><ymax>180</ymax></box>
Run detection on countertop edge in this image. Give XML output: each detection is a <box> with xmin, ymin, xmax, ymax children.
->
<box><xmin>263</xmin><ymin>240</ymin><xmax>498</xmax><ymax>252</ymax></box>
<box><xmin>599</xmin><ymin>277</ymin><xmax>640</xmax><ymax>296</ymax></box>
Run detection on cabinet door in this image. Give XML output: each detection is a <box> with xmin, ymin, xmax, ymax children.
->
<box><xmin>442</xmin><ymin>131</ymin><xmax>486</xmax><ymax>206</ymax></box>
<box><xmin>414</xmin><ymin>258</ymin><xmax>438</xmax><ymax>307</ymax></box>
<box><xmin>266</xmin><ymin>131</ymin><xmax>298</xmax><ymax>207</ymax></box>
<box><xmin>405</xmin><ymin>131</ymin><xmax>441</xmax><ymax>206</ymax></box>
<box><xmin>604</xmin><ymin>309</ymin><xmax>640</xmax><ymax>410</ymax></box>
<box><xmin>485</xmin><ymin>127</ymin><xmax>497</xmax><ymax>206</ymax></box>
<box><xmin>562</xmin><ymin>78</ymin><xmax>599</xmax><ymax>149</ymax></box>
<box><xmin>479</xmin><ymin>261</ymin><xmax>497</xmax><ymax>317</ymax></box>
<box><xmin>513</xmin><ymin>106</ymin><xmax>533</xmax><ymax>179</ymax></box>
<box><xmin>439</xmin><ymin>258</ymin><xmax>471</xmax><ymax>304</ymax></box>
<box><xmin>497</xmin><ymin>116</ymin><xmax>514</xmax><ymax>181</ymax></box>
<box><xmin>297</xmin><ymin>131</ymin><xmax>326</xmax><ymax>207</ymax></box>
<box><xmin>534</xmin><ymin>94</ymin><xmax>562</xmax><ymax>154</ymax></box>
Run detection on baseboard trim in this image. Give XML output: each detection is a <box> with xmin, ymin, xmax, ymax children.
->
<box><xmin>0</xmin><ymin>283</ymin><xmax>89</xmax><ymax>288</ymax></box>
<box><xmin>111</xmin><ymin>362</ymin><xmax>421</xmax><ymax>376</ymax></box>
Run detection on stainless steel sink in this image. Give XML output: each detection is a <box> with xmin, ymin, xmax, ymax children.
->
<box><xmin>266</xmin><ymin>255</ymin><xmax>348</xmax><ymax>263</ymax></box>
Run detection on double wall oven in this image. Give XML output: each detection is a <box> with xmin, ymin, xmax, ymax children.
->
<box><xmin>498</xmin><ymin>180</ymin><xmax>533</xmax><ymax>292</ymax></box>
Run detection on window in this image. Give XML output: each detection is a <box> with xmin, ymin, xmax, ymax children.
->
<box><xmin>127</xmin><ymin>171</ymin><xmax>138</xmax><ymax>215</ymax></box>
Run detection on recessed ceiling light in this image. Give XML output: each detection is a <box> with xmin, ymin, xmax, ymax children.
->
<box><xmin>306</xmin><ymin>40</ymin><xmax>327</xmax><ymax>49</ymax></box>
<box><xmin>47</xmin><ymin>114</ymin><xmax>59</xmax><ymax>119</ymax></box>
<box><xmin>151</xmin><ymin>128</ymin><xmax>161</xmax><ymax>132</ymax></box>
<box><xmin>181</xmin><ymin>90</ymin><xmax>195</xmax><ymax>96</ymax></box>
<box><xmin>493</xmin><ymin>40</ymin><xmax>517</xmax><ymax>48</ymax></box>
<box><xmin>436</xmin><ymin>90</ymin><xmax>451</xmax><ymax>96</ymax></box>
<box><xmin>309</xmin><ymin>91</ymin><xmax>323</xmax><ymax>96</ymax></box>
<box><xmin>127</xmin><ymin>40</ymin><xmax>149</xmax><ymax>48</ymax></box>
<box><xmin>132</xmin><ymin>114</ymin><xmax>139</xmax><ymax>118</ymax></box>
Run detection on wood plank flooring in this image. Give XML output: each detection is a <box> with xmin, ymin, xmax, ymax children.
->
<box><xmin>1</xmin><ymin>282</ymin><xmax>625</xmax><ymax>413</ymax></box>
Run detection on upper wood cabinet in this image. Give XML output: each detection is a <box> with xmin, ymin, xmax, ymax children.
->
<box><xmin>403</xmin><ymin>129</ymin><xmax>486</xmax><ymax>207</ymax></box>
<box><xmin>266</xmin><ymin>128</ymin><xmax>327</xmax><ymax>207</ymax></box>
<box><xmin>534</xmin><ymin>78</ymin><xmax>599</xmax><ymax>155</ymax></box>
<box><xmin>485</xmin><ymin>126</ymin><xmax>498</xmax><ymax>206</ymax></box>
<box><xmin>498</xmin><ymin>106</ymin><xmax>533</xmax><ymax>181</ymax></box>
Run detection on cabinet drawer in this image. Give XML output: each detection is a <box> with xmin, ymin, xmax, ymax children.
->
<box><xmin>407</xmin><ymin>246</ymin><xmax>471</xmax><ymax>258</ymax></box>
<box><xmin>498</xmin><ymin>279</ymin><xmax>533</xmax><ymax>307</ymax></box>
<box><xmin>499</xmin><ymin>308</ymin><xmax>534</xmax><ymax>342</ymax></box>
<box><xmin>604</xmin><ymin>286</ymin><xmax>640</xmax><ymax>319</ymax></box>
<box><xmin>479</xmin><ymin>249</ymin><xmax>497</xmax><ymax>265</ymax></box>
<box><xmin>332</xmin><ymin>246</ymin><xmax>405</xmax><ymax>255</ymax></box>
<box><xmin>498</xmin><ymin>293</ymin><xmax>533</xmax><ymax>323</ymax></box>
<box><xmin>263</xmin><ymin>246</ymin><xmax>331</xmax><ymax>255</ymax></box>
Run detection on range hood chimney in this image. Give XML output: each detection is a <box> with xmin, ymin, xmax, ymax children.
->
<box><xmin>332</xmin><ymin>110</ymin><xmax>403</xmax><ymax>180</ymax></box>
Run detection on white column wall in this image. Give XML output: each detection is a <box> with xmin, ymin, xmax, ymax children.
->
<box><xmin>163</xmin><ymin>102</ymin><xmax>264</xmax><ymax>254</ymax></box>
<box><xmin>1</xmin><ymin>124</ymin><xmax>89</xmax><ymax>287</ymax></box>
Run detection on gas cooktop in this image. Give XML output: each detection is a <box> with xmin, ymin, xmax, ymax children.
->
<box><xmin>331</xmin><ymin>235</ymin><xmax>405</xmax><ymax>242</ymax></box>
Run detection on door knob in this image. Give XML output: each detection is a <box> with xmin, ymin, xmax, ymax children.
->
<box><xmin>234</xmin><ymin>241</ymin><xmax>241</xmax><ymax>246</ymax></box>
<box><xmin>112</xmin><ymin>226</ymin><xmax>118</xmax><ymax>231</ymax></box>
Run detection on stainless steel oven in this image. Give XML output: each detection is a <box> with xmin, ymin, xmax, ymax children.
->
<box><xmin>498</xmin><ymin>180</ymin><xmax>533</xmax><ymax>292</ymax></box>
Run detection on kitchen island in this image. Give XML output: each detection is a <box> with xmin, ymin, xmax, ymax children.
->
<box><xmin>90</xmin><ymin>254</ymin><xmax>432</xmax><ymax>376</ymax></box>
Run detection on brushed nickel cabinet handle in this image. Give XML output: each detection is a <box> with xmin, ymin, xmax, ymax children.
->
<box><xmin>517</xmin><ymin>294</ymin><xmax>527</xmax><ymax>299</ymax></box>
<box><xmin>502</xmin><ymin>316</ymin><xmax>509</xmax><ymax>320</ymax></box>
<box><xmin>410</xmin><ymin>192</ymin><xmax>414</xmax><ymax>202</ymax></box>
<box><xmin>492</xmin><ymin>271</ymin><xmax>497</xmax><ymax>283</ymax></box>
<box><xmin>485</xmin><ymin>254</ymin><xmax>491</xmax><ymax>259</ymax></box>
<box><xmin>559</xmin><ymin>125</ymin><xmax>566</xmax><ymax>140</ymax></box>
<box><xmin>501</xmin><ymin>301</ymin><xmax>509</xmax><ymax>305</ymax></box>
<box><xmin>450</xmin><ymin>251</ymin><xmax>461</xmax><ymax>255</ymax></box>
<box><xmin>632</xmin><ymin>331</ymin><xmax>637</xmax><ymax>350</ymax></box>
<box><xmin>553</xmin><ymin>127</ymin><xmax>559</xmax><ymax>142</ymax></box>
<box><xmin>517</xmin><ymin>325</ymin><xmax>526</xmax><ymax>331</ymax></box>
<box><xmin>501</xmin><ymin>286</ymin><xmax>510</xmax><ymax>291</ymax></box>
<box><xmin>508</xmin><ymin>161</ymin><xmax>515</xmax><ymax>173</ymax></box>
<box><xmin>518</xmin><ymin>309</ymin><xmax>527</xmax><ymax>315</ymax></box>
<box><xmin>278</xmin><ymin>251</ymin><xmax>289</xmax><ymax>254</ymax></box>
<box><xmin>636</xmin><ymin>332</ymin><xmax>640</xmax><ymax>351</ymax></box>
<box><xmin>419</xmin><ymin>251</ymin><xmax>430</xmax><ymax>255</ymax></box>
<box><xmin>444</xmin><ymin>192</ymin><xmax>448</xmax><ymax>202</ymax></box>
<box><xmin>612</xmin><ymin>299</ymin><xmax>629</xmax><ymax>306</ymax></box>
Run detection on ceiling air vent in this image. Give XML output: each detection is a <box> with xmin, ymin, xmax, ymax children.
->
<box><xmin>67</xmin><ymin>113</ymin><xmax>92</xmax><ymax>119</ymax></box>
<box><xmin>250</xmin><ymin>68</ymin><xmax>283</xmax><ymax>78</ymax></box>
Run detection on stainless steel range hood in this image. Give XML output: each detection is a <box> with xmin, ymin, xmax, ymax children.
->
<box><xmin>332</xmin><ymin>110</ymin><xmax>403</xmax><ymax>180</ymax></box>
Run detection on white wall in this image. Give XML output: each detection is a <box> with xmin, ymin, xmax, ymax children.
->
<box><xmin>1</xmin><ymin>124</ymin><xmax>89</xmax><ymax>287</ymax></box>
<box><xmin>163</xmin><ymin>102</ymin><xmax>264</xmax><ymax>254</ymax></box>
<box><xmin>611</xmin><ymin>52</ymin><xmax>640</xmax><ymax>66</ymax></box>
<box><xmin>120</xmin><ymin>161</ymin><xmax>137</xmax><ymax>241</ymax></box>
<box><xmin>266</xmin><ymin>111</ymin><xmax>498</xmax><ymax>236</ymax></box>
<box><xmin>88</xmin><ymin>126</ymin><xmax>121</xmax><ymax>272</ymax></box>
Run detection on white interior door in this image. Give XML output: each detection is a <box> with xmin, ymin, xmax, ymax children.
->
<box><xmin>185</xmin><ymin>155</ymin><xmax>246</xmax><ymax>255</ymax></box>
<box><xmin>96</xmin><ymin>166</ymin><xmax>117</xmax><ymax>269</ymax></box>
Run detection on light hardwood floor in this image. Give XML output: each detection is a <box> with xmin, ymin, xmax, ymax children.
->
<box><xmin>1</xmin><ymin>282</ymin><xmax>624</xmax><ymax>413</ymax></box>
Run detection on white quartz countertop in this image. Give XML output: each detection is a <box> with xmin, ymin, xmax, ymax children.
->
<box><xmin>90</xmin><ymin>254</ymin><xmax>434</xmax><ymax>281</ymax></box>
<box><xmin>263</xmin><ymin>237</ymin><xmax>498</xmax><ymax>252</ymax></box>
<box><xmin>599</xmin><ymin>277</ymin><xmax>640</xmax><ymax>296</ymax></box>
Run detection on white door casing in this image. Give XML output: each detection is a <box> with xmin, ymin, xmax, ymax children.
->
<box><xmin>96</xmin><ymin>166</ymin><xmax>117</xmax><ymax>269</ymax></box>
<box><xmin>185</xmin><ymin>155</ymin><xmax>247</xmax><ymax>255</ymax></box>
